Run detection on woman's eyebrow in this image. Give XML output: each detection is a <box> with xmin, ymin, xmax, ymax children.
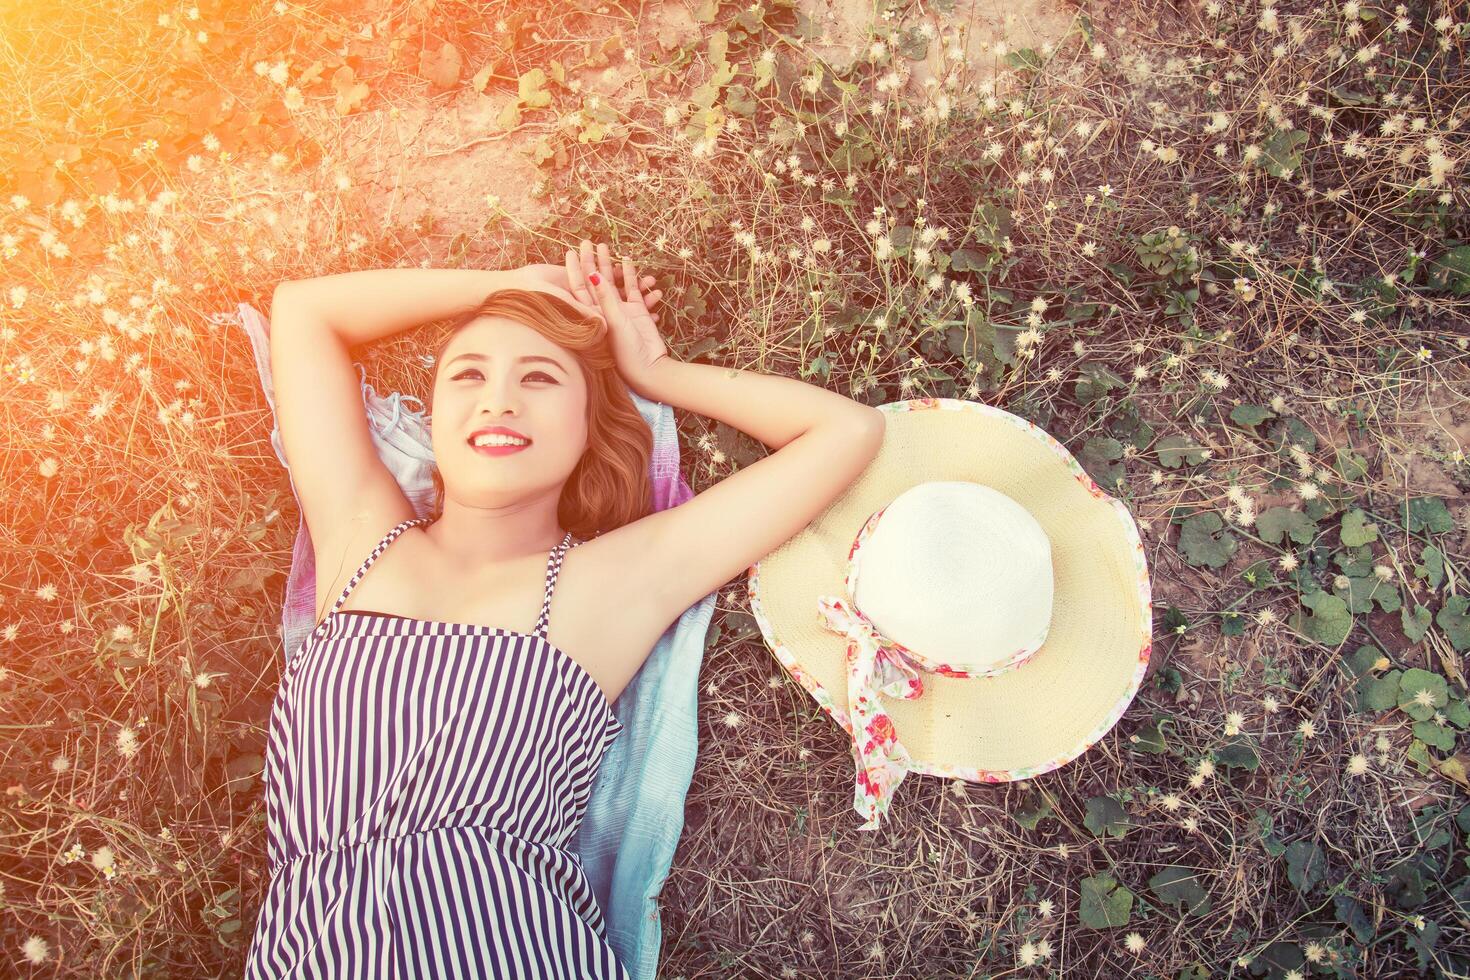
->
<box><xmin>447</xmin><ymin>352</ymin><xmax>566</xmax><ymax>373</ymax></box>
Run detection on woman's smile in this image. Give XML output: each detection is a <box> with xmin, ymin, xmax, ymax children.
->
<box><xmin>469</xmin><ymin>440</ymin><xmax>531</xmax><ymax>457</ymax></box>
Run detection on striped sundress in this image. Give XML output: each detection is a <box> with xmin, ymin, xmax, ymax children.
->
<box><xmin>245</xmin><ymin>516</ymin><xmax>629</xmax><ymax>979</ymax></box>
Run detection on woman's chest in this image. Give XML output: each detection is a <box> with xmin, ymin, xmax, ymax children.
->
<box><xmin>314</xmin><ymin>536</ymin><xmax>658</xmax><ymax>706</ymax></box>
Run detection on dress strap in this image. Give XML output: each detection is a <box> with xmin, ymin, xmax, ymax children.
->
<box><xmin>320</xmin><ymin>517</ymin><xmax>432</xmax><ymax>628</ymax></box>
<box><xmin>531</xmin><ymin>530</ymin><xmax>580</xmax><ymax>639</ymax></box>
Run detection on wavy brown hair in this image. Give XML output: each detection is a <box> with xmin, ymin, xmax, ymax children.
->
<box><xmin>425</xmin><ymin>287</ymin><xmax>653</xmax><ymax>541</ymax></box>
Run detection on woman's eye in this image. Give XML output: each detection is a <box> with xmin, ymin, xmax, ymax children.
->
<box><xmin>452</xmin><ymin>369</ymin><xmax>557</xmax><ymax>384</ymax></box>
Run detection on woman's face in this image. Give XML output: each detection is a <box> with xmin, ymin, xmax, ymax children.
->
<box><xmin>430</xmin><ymin>317</ymin><xmax>588</xmax><ymax>506</ymax></box>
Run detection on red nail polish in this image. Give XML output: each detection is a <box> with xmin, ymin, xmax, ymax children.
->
<box><xmin>588</xmin><ymin>272</ymin><xmax>601</xmax><ymax>285</ymax></box>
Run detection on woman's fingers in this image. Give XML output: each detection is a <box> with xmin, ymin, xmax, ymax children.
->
<box><xmin>620</xmin><ymin>257</ymin><xmax>641</xmax><ymax>305</ymax></box>
<box><xmin>574</xmin><ymin>239</ymin><xmax>666</xmax><ymax>325</ymax></box>
<box><xmin>565</xmin><ymin>248</ymin><xmax>592</xmax><ymax>305</ymax></box>
<box><xmin>596</xmin><ymin>242</ymin><xmax>615</xmax><ymax>287</ymax></box>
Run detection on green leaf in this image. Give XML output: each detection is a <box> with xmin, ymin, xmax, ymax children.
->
<box><xmin>517</xmin><ymin>68</ymin><xmax>551</xmax><ymax>108</ymax></box>
<box><xmin>1413</xmin><ymin>719</ymin><xmax>1456</xmax><ymax>751</ymax></box>
<box><xmin>1221</xmin><ymin>609</ymin><xmax>1246</xmax><ymax>636</ymax></box>
<box><xmin>1255</xmin><ymin>506</ymin><xmax>1318</xmax><ymax>546</ymax></box>
<box><xmin>1131</xmin><ymin>713</ymin><xmax>1173</xmax><ymax>754</ymax></box>
<box><xmin>1398</xmin><ymin>668</ymin><xmax>1449</xmax><ymax>721</ymax></box>
<box><xmin>1241</xmin><ymin>560</ymin><xmax>1279</xmax><ymax>590</ymax></box>
<box><xmin>1340</xmin><ymin>508</ymin><xmax>1380</xmax><ymax>547</ymax></box>
<box><xmin>1402</xmin><ymin>604</ymin><xmax>1433</xmax><ymax>644</ymax></box>
<box><xmin>1156</xmin><ymin>434</ymin><xmax>1209</xmax><ymax>467</ymax></box>
<box><xmin>1406</xmin><ymin>919</ymin><xmax>1441</xmax><ymax>970</ymax></box>
<box><xmin>1335</xmin><ymin>893</ymin><xmax>1376</xmax><ymax>944</ymax></box>
<box><xmin>970</xmin><ymin>203</ymin><xmax>1013</xmax><ymax>246</ymax></box>
<box><xmin>1214</xmin><ymin>736</ymin><xmax>1260</xmax><ymax>770</ymax></box>
<box><xmin>1445</xmin><ymin>697</ymin><xmax>1470</xmax><ymax>729</ymax></box>
<box><xmin>1149</xmin><ymin>866</ymin><xmax>1213</xmax><ymax>917</ymax></box>
<box><xmin>1249</xmin><ymin>940</ymin><xmax>1306</xmax><ymax>976</ymax></box>
<box><xmin>1446</xmin><ymin>696</ymin><xmax>1470</xmax><ymax>728</ymax></box>
<box><xmin>1329</xmin><ymin>85</ymin><xmax>1374</xmax><ymax>106</ymax></box>
<box><xmin>225</xmin><ymin>753</ymin><xmax>264</xmax><ymax>795</ymax></box>
<box><xmin>1344</xmin><ymin>644</ymin><xmax>1382</xmax><ymax>678</ymax></box>
<box><xmin>948</xmin><ymin>248</ymin><xmax>991</xmax><ymax>273</ymax></box>
<box><xmin>724</xmin><ymin>83</ymin><xmax>756</xmax><ymax>117</ymax></box>
<box><xmin>708</xmin><ymin>29</ymin><xmax>729</xmax><ymax>68</ymax></box>
<box><xmin>1404</xmin><ymin>496</ymin><xmax>1455</xmax><ymax>534</ymax></box>
<box><xmin>1177</xmin><ymin>511</ymin><xmax>1238</xmax><ymax>568</ymax></box>
<box><xmin>1426</xmin><ymin>245</ymin><xmax>1470</xmax><ymax>296</ymax></box>
<box><xmin>1406</xmin><ymin>737</ymin><xmax>1435</xmax><ymax>774</ymax></box>
<box><xmin>1004</xmin><ymin>47</ymin><xmax>1043</xmax><ymax>71</ymax></box>
<box><xmin>1334</xmin><ymin>572</ymin><xmax>1400</xmax><ymax>615</ymax></box>
<box><xmin>1386</xmin><ymin>856</ymin><xmax>1428</xmax><ymax>908</ymax></box>
<box><xmin>1074</xmin><ymin>360</ymin><xmax>1127</xmax><ymax>404</ymax></box>
<box><xmin>1357</xmin><ymin>669</ymin><xmax>1403</xmax><ymax>713</ymax></box>
<box><xmin>1268</xmin><ymin>414</ymin><xmax>1318</xmax><ymax>454</ymax></box>
<box><xmin>1437</xmin><ymin>594</ymin><xmax>1470</xmax><ymax>652</ymax></box>
<box><xmin>1415</xmin><ymin>545</ymin><xmax>1445</xmax><ymax>590</ymax></box>
<box><xmin>1083</xmin><ymin>795</ymin><xmax>1132</xmax><ymax>838</ymax></box>
<box><xmin>1079</xmin><ymin>873</ymin><xmax>1134</xmax><ymax>929</ymax></box>
<box><xmin>897</xmin><ymin>25</ymin><xmax>931</xmax><ymax>60</ymax></box>
<box><xmin>1284</xmin><ymin>839</ymin><xmax>1327</xmax><ymax>895</ymax></box>
<box><xmin>496</xmin><ymin>99</ymin><xmax>521</xmax><ymax>131</ymax></box>
<box><xmin>1333</xmin><ymin>447</ymin><xmax>1370</xmax><ymax>483</ymax></box>
<box><xmin>1082</xmin><ymin>436</ymin><xmax>1125</xmax><ymax>468</ymax></box>
<box><xmin>1295</xmin><ymin>590</ymin><xmax>1353</xmax><ymax>646</ymax></box>
<box><xmin>1011</xmin><ymin>786</ymin><xmax>1054</xmax><ymax>830</ymax></box>
<box><xmin>1260</xmin><ymin>129</ymin><xmax>1308</xmax><ymax>177</ymax></box>
<box><xmin>1229</xmin><ymin>403</ymin><xmax>1276</xmax><ymax>428</ymax></box>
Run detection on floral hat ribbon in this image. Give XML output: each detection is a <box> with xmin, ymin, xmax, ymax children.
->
<box><xmin>812</xmin><ymin>481</ymin><xmax>1055</xmax><ymax>830</ymax></box>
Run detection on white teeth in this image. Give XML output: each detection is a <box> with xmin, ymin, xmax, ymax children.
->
<box><xmin>471</xmin><ymin>434</ymin><xmax>529</xmax><ymax>447</ymax></box>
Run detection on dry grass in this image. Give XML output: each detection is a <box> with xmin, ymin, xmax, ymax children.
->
<box><xmin>1</xmin><ymin>0</ymin><xmax>1467</xmax><ymax>976</ymax></box>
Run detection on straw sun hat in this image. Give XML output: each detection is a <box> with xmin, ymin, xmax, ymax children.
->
<box><xmin>747</xmin><ymin>398</ymin><xmax>1154</xmax><ymax>830</ymax></box>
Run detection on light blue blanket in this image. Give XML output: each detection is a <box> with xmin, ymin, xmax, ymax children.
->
<box><xmin>232</xmin><ymin>301</ymin><xmax>710</xmax><ymax>979</ymax></box>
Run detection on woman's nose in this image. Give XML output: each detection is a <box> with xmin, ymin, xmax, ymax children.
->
<box><xmin>474</xmin><ymin>377</ymin><xmax>522</xmax><ymax>414</ymax></box>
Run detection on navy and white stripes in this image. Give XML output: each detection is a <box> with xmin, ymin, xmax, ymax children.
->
<box><xmin>246</xmin><ymin>517</ymin><xmax>628</xmax><ymax>979</ymax></box>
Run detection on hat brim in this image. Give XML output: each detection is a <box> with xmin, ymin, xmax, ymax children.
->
<box><xmin>747</xmin><ymin>398</ymin><xmax>1153</xmax><ymax>782</ymax></box>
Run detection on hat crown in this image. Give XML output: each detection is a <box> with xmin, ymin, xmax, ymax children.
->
<box><xmin>853</xmin><ymin>481</ymin><xmax>1054</xmax><ymax>674</ymax></box>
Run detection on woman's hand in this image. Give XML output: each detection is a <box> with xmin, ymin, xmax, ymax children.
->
<box><xmin>515</xmin><ymin>261</ymin><xmax>665</xmax><ymax>331</ymax></box>
<box><xmin>563</xmin><ymin>240</ymin><xmax>671</xmax><ymax>391</ymax></box>
<box><xmin>495</xmin><ymin>273</ymin><xmax>607</xmax><ymax>327</ymax></box>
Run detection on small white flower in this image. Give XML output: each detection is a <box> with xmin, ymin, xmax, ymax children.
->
<box><xmin>21</xmin><ymin>936</ymin><xmax>49</xmax><ymax>964</ymax></box>
<box><xmin>116</xmin><ymin>726</ymin><xmax>140</xmax><ymax>758</ymax></box>
<box><xmin>91</xmin><ymin>845</ymin><xmax>116</xmax><ymax>876</ymax></box>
